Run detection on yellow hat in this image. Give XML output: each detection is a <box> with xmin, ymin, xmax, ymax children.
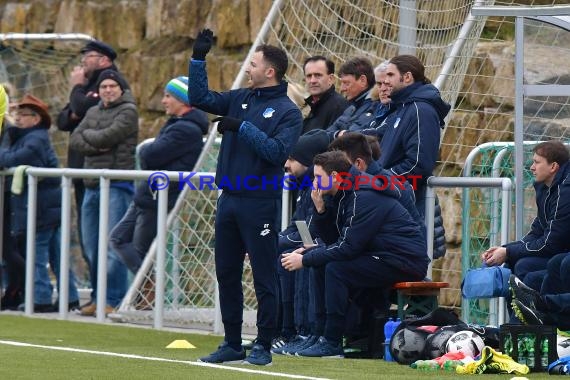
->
<box><xmin>0</xmin><ymin>85</ymin><xmax>7</xmax><ymax>129</ymax></box>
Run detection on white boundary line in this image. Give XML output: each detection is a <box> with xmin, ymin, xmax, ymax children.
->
<box><xmin>0</xmin><ymin>340</ymin><xmax>331</xmax><ymax>380</ymax></box>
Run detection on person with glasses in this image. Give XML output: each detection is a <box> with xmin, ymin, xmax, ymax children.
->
<box><xmin>69</xmin><ymin>70</ymin><xmax>138</xmax><ymax>317</ymax></box>
<box><xmin>0</xmin><ymin>94</ymin><xmax>80</xmax><ymax>312</ymax></box>
<box><xmin>56</xmin><ymin>40</ymin><xmax>123</xmax><ymax>309</ymax></box>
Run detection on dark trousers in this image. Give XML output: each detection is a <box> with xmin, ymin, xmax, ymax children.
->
<box><xmin>215</xmin><ymin>193</ymin><xmax>280</xmax><ymax>348</ymax></box>
<box><xmin>73</xmin><ymin>178</ymin><xmax>87</xmax><ymax>269</ymax></box>
<box><xmin>110</xmin><ymin>203</ymin><xmax>157</xmax><ymax>275</ymax></box>
<box><xmin>312</xmin><ymin>256</ymin><xmax>423</xmax><ymax>345</ymax></box>
<box><xmin>542</xmin><ymin>252</ymin><xmax>570</xmax><ymax>326</ymax></box>
<box><xmin>277</xmin><ymin>253</ymin><xmax>296</xmax><ymax>337</ymax></box>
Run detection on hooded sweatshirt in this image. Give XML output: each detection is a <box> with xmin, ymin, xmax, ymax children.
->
<box><xmin>377</xmin><ymin>82</ymin><xmax>450</xmax><ymax>189</ymax></box>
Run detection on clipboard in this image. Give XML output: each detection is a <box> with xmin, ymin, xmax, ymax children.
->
<box><xmin>295</xmin><ymin>220</ymin><xmax>317</xmax><ymax>248</ymax></box>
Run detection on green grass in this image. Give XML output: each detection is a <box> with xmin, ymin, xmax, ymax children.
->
<box><xmin>0</xmin><ymin>315</ymin><xmax>553</xmax><ymax>379</ymax></box>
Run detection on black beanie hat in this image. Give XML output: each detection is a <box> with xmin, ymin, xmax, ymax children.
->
<box><xmin>96</xmin><ymin>69</ymin><xmax>129</xmax><ymax>92</ymax></box>
<box><xmin>289</xmin><ymin>130</ymin><xmax>331</xmax><ymax>167</ymax></box>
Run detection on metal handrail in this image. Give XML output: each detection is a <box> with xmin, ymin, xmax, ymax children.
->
<box><xmin>1</xmin><ymin>167</ymin><xmax>214</xmax><ymax>328</ymax></box>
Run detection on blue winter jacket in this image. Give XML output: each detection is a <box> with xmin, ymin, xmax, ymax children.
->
<box><xmin>188</xmin><ymin>60</ymin><xmax>303</xmax><ymax>199</ymax></box>
<box><xmin>301</xmin><ymin>167</ymin><xmax>428</xmax><ymax>277</ymax></box>
<box><xmin>135</xmin><ymin>109</ymin><xmax>209</xmax><ymax>209</ymax></box>
<box><xmin>326</xmin><ymin>88</ymin><xmax>378</xmax><ymax>139</ymax></box>
<box><xmin>375</xmin><ymin>82</ymin><xmax>450</xmax><ymax>189</ymax></box>
<box><xmin>0</xmin><ymin>126</ymin><xmax>61</xmax><ymax>236</ymax></box>
<box><xmin>505</xmin><ymin>161</ymin><xmax>570</xmax><ymax>264</ymax></box>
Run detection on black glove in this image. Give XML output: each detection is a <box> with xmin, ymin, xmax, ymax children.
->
<box><xmin>192</xmin><ymin>29</ymin><xmax>214</xmax><ymax>60</ymax></box>
<box><xmin>214</xmin><ymin>116</ymin><xmax>242</xmax><ymax>134</ymax></box>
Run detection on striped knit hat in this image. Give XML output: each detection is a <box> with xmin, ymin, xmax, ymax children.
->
<box><xmin>165</xmin><ymin>76</ymin><xmax>189</xmax><ymax>105</ymax></box>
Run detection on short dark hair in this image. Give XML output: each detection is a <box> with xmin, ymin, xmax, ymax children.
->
<box><xmin>366</xmin><ymin>135</ymin><xmax>381</xmax><ymax>161</ymax></box>
<box><xmin>338</xmin><ymin>57</ymin><xmax>375</xmax><ymax>87</ymax></box>
<box><xmin>255</xmin><ymin>44</ymin><xmax>288</xmax><ymax>82</ymax></box>
<box><xmin>313</xmin><ymin>150</ymin><xmax>352</xmax><ymax>175</ymax></box>
<box><xmin>389</xmin><ymin>55</ymin><xmax>431</xmax><ymax>84</ymax></box>
<box><xmin>328</xmin><ymin>132</ymin><xmax>373</xmax><ymax>165</ymax></box>
<box><xmin>303</xmin><ymin>55</ymin><xmax>335</xmax><ymax>75</ymax></box>
<box><xmin>533</xmin><ymin>140</ymin><xmax>569</xmax><ymax>166</ymax></box>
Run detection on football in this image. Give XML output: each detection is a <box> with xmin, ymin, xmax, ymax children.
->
<box><xmin>424</xmin><ymin>327</ymin><xmax>460</xmax><ymax>359</ymax></box>
<box><xmin>445</xmin><ymin>330</ymin><xmax>485</xmax><ymax>358</ymax></box>
<box><xmin>390</xmin><ymin>328</ymin><xmax>429</xmax><ymax>364</ymax></box>
<box><xmin>558</xmin><ymin>335</ymin><xmax>570</xmax><ymax>359</ymax></box>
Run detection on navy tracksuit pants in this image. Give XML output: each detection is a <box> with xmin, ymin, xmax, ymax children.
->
<box><xmin>541</xmin><ymin>252</ymin><xmax>570</xmax><ymax>328</ymax></box>
<box><xmin>312</xmin><ymin>255</ymin><xmax>424</xmax><ymax>345</ymax></box>
<box><xmin>214</xmin><ymin>193</ymin><xmax>281</xmax><ymax>348</ymax></box>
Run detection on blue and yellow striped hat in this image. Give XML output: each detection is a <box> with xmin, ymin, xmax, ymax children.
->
<box><xmin>165</xmin><ymin>76</ymin><xmax>189</xmax><ymax>105</ymax></box>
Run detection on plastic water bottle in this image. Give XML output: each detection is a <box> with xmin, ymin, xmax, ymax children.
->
<box><xmin>540</xmin><ymin>337</ymin><xmax>549</xmax><ymax>369</ymax></box>
<box><xmin>384</xmin><ymin>318</ymin><xmax>394</xmax><ymax>361</ymax></box>
<box><xmin>503</xmin><ymin>334</ymin><xmax>513</xmax><ymax>356</ymax></box>
<box><xmin>517</xmin><ymin>336</ymin><xmax>527</xmax><ymax>365</ymax></box>
<box><xmin>414</xmin><ymin>360</ymin><xmax>439</xmax><ymax>371</ymax></box>
<box><xmin>526</xmin><ymin>335</ymin><xmax>536</xmax><ymax>369</ymax></box>
<box><xmin>443</xmin><ymin>360</ymin><xmax>460</xmax><ymax>371</ymax></box>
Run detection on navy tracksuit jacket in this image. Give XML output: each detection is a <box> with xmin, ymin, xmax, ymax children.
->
<box><xmin>188</xmin><ymin>59</ymin><xmax>303</xmax><ymax>348</ymax></box>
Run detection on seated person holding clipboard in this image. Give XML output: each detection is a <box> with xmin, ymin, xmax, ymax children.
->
<box><xmin>281</xmin><ymin>151</ymin><xmax>428</xmax><ymax>358</ymax></box>
<box><xmin>272</xmin><ymin>130</ymin><xmax>329</xmax><ymax>355</ymax></box>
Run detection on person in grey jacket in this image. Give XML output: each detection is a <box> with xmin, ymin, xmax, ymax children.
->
<box><xmin>69</xmin><ymin>70</ymin><xmax>138</xmax><ymax>316</ymax></box>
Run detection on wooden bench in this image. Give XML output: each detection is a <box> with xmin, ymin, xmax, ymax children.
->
<box><xmin>393</xmin><ymin>281</ymin><xmax>449</xmax><ymax>320</ymax></box>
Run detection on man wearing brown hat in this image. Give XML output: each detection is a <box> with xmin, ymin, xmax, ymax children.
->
<box><xmin>56</xmin><ymin>39</ymin><xmax>123</xmax><ymax>291</ymax></box>
<box><xmin>0</xmin><ymin>94</ymin><xmax>80</xmax><ymax>312</ymax></box>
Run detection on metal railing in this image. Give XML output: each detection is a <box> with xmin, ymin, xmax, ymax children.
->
<box><xmin>425</xmin><ymin>176</ymin><xmax>512</xmax><ymax>325</ymax></box>
<box><xmin>1</xmin><ymin>167</ymin><xmax>214</xmax><ymax>328</ymax></box>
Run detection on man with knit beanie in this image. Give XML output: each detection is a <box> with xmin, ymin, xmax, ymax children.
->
<box><xmin>70</xmin><ymin>69</ymin><xmax>138</xmax><ymax>316</ymax></box>
<box><xmin>109</xmin><ymin>76</ymin><xmax>208</xmax><ymax>309</ymax></box>
<box><xmin>272</xmin><ymin>130</ymin><xmax>330</xmax><ymax>355</ymax></box>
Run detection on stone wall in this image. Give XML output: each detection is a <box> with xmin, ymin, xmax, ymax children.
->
<box><xmin>0</xmin><ymin>0</ymin><xmax>273</xmax><ymax>138</ymax></box>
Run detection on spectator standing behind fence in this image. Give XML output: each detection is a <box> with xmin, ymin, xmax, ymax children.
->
<box><xmin>109</xmin><ymin>76</ymin><xmax>208</xmax><ymax>309</ymax></box>
<box><xmin>57</xmin><ymin>40</ymin><xmax>122</xmax><ymax>279</ymax></box>
<box><xmin>69</xmin><ymin>70</ymin><xmax>138</xmax><ymax>317</ymax></box>
<box><xmin>0</xmin><ymin>94</ymin><xmax>80</xmax><ymax>312</ymax></box>
<box><xmin>281</xmin><ymin>151</ymin><xmax>428</xmax><ymax>357</ymax></box>
<box><xmin>188</xmin><ymin>29</ymin><xmax>303</xmax><ymax>366</ymax></box>
<box><xmin>301</xmin><ymin>56</ymin><xmax>348</xmax><ymax>134</ymax></box>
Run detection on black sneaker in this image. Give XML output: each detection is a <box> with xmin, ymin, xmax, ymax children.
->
<box><xmin>509</xmin><ymin>275</ymin><xmax>545</xmax><ymax>309</ymax></box>
<box><xmin>17</xmin><ymin>303</ymin><xmax>58</xmax><ymax>313</ymax></box>
<box><xmin>243</xmin><ymin>344</ymin><xmax>272</xmax><ymax>366</ymax></box>
<box><xmin>52</xmin><ymin>300</ymin><xmax>81</xmax><ymax>312</ymax></box>
<box><xmin>513</xmin><ymin>299</ymin><xmax>546</xmax><ymax>325</ymax></box>
<box><xmin>198</xmin><ymin>341</ymin><xmax>246</xmax><ymax>364</ymax></box>
<box><xmin>296</xmin><ymin>336</ymin><xmax>344</xmax><ymax>358</ymax></box>
<box><xmin>272</xmin><ymin>334</ymin><xmax>307</xmax><ymax>355</ymax></box>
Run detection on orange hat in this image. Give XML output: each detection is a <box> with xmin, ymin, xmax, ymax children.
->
<box><xmin>17</xmin><ymin>94</ymin><xmax>51</xmax><ymax>127</ymax></box>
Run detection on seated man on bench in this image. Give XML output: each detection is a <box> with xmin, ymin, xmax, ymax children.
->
<box><xmin>281</xmin><ymin>151</ymin><xmax>429</xmax><ymax>357</ymax></box>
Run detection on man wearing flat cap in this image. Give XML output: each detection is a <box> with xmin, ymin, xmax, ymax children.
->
<box><xmin>57</xmin><ymin>39</ymin><xmax>123</xmax><ymax>285</ymax></box>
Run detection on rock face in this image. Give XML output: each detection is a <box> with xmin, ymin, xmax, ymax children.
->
<box><xmin>0</xmin><ymin>0</ymin><xmax>273</xmax><ymax>139</ymax></box>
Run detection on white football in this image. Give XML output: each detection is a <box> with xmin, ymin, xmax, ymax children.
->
<box><xmin>445</xmin><ymin>330</ymin><xmax>485</xmax><ymax>358</ymax></box>
<box><xmin>558</xmin><ymin>335</ymin><xmax>570</xmax><ymax>359</ymax></box>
